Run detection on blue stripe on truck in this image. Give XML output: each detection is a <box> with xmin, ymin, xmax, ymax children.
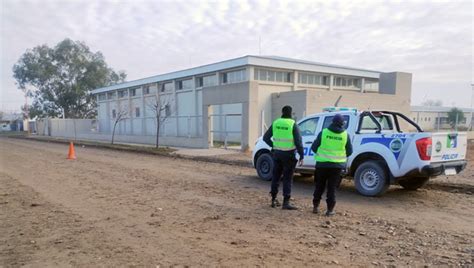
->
<box><xmin>360</xmin><ymin>137</ymin><xmax>406</xmax><ymax>159</ymax></box>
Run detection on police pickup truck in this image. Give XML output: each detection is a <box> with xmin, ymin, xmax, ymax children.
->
<box><xmin>252</xmin><ymin>107</ymin><xmax>468</xmax><ymax>196</ymax></box>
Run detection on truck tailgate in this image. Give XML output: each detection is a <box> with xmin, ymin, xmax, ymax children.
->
<box><xmin>430</xmin><ymin>132</ymin><xmax>467</xmax><ymax>163</ymax></box>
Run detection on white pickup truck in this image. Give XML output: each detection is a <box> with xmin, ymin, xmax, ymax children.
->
<box><xmin>252</xmin><ymin>108</ymin><xmax>468</xmax><ymax>196</ymax></box>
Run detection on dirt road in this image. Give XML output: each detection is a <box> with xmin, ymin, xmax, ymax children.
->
<box><xmin>1</xmin><ymin>138</ymin><xmax>473</xmax><ymax>267</ymax></box>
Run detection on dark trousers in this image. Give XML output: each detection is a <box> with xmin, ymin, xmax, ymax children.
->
<box><xmin>270</xmin><ymin>151</ymin><xmax>297</xmax><ymax>198</ymax></box>
<box><xmin>313</xmin><ymin>167</ymin><xmax>342</xmax><ymax>209</ymax></box>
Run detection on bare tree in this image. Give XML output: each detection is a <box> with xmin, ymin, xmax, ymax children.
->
<box><xmin>111</xmin><ymin>109</ymin><xmax>127</xmax><ymax>145</ymax></box>
<box><xmin>148</xmin><ymin>95</ymin><xmax>173</xmax><ymax>148</ymax></box>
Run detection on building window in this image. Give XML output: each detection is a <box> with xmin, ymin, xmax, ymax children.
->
<box><xmin>255</xmin><ymin>68</ymin><xmax>292</xmax><ymax>83</ymax></box>
<box><xmin>143</xmin><ymin>85</ymin><xmax>150</xmax><ymax>95</ymax></box>
<box><xmin>112</xmin><ymin>109</ymin><xmax>116</xmax><ymax>119</ymax></box>
<box><xmin>130</xmin><ymin>88</ymin><xmax>136</xmax><ymax>97</ymax></box>
<box><xmin>165</xmin><ymin>104</ymin><xmax>171</xmax><ymax>117</ymax></box>
<box><xmin>439</xmin><ymin>117</ymin><xmax>448</xmax><ymax>124</ymax></box>
<box><xmin>160</xmin><ymin>82</ymin><xmax>173</xmax><ymax>92</ymax></box>
<box><xmin>298</xmin><ymin>72</ymin><xmax>328</xmax><ymax>86</ymax></box>
<box><xmin>197</xmin><ymin>77</ymin><xmax>203</xmax><ymax>88</ymax></box>
<box><xmin>135</xmin><ymin>107</ymin><xmax>140</xmax><ymax>117</ymax></box>
<box><xmin>107</xmin><ymin>92</ymin><xmax>116</xmax><ymax>99</ymax></box>
<box><xmin>177</xmin><ymin>79</ymin><xmax>192</xmax><ymax>90</ymax></box>
<box><xmin>197</xmin><ymin>75</ymin><xmax>217</xmax><ymax>88</ymax></box>
<box><xmin>333</xmin><ymin>76</ymin><xmax>360</xmax><ymax>89</ymax></box>
<box><xmin>118</xmin><ymin>90</ymin><xmax>128</xmax><ymax>98</ymax></box>
<box><xmin>222</xmin><ymin>69</ymin><xmax>246</xmax><ymax>84</ymax></box>
<box><xmin>98</xmin><ymin>93</ymin><xmax>106</xmax><ymax>101</ymax></box>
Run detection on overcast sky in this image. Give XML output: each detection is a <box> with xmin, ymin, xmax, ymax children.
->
<box><xmin>1</xmin><ymin>0</ymin><xmax>473</xmax><ymax>112</ymax></box>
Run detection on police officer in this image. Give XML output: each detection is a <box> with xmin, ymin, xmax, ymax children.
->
<box><xmin>263</xmin><ymin>105</ymin><xmax>304</xmax><ymax>210</ymax></box>
<box><xmin>311</xmin><ymin>114</ymin><xmax>352</xmax><ymax>216</ymax></box>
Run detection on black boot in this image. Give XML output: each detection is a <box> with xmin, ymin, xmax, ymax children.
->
<box><xmin>312</xmin><ymin>200</ymin><xmax>320</xmax><ymax>214</ymax></box>
<box><xmin>326</xmin><ymin>202</ymin><xmax>336</xmax><ymax>216</ymax></box>
<box><xmin>270</xmin><ymin>193</ymin><xmax>280</xmax><ymax>208</ymax></box>
<box><xmin>282</xmin><ymin>196</ymin><xmax>298</xmax><ymax>210</ymax></box>
<box><xmin>271</xmin><ymin>198</ymin><xmax>281</xmax><ymax>208</ymax></box>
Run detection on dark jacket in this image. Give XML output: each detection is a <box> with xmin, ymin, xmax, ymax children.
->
<box><xmin>263</xmin><ymin>117</ymin><xmax>304</xmax><ymax>160</ymax></box>
<box><xmin>311</xmin><ymin>123</ymin><xmax>353</xmax><ymax>169</ymax></box>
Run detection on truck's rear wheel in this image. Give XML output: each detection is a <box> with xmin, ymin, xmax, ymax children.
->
<box><xmin>256</xmin><ymin>153</ymin><xmax>273</xmax><ymax>181</ymax></box>
<box><xmin>398</xmin><ymin>177</ymin><xmax>429</xmax><ymax>190</ymax></box>
<box><xmin>354</xmin><ymin>161</ymin><xmax>389</xmax><ymax>196</ymax></box>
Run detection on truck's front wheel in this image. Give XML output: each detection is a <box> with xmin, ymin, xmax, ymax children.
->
<box><xmin>398</xmin><ymin>177</ymin><xmax>429</xmax><ymax>190</ymax></box>
<box><xmin>354</xmin><ymin>161</ymin><xmax>389</xmax><ymax>196</ymax></box>
<box><xmin>256</xmin><ymin>153</ymin><xmax>273</xmax><ymax>181</ymax></box>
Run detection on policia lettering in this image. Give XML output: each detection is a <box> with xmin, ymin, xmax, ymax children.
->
<box><xmin>272</xmin><ymin>118</ymin><xmax>296</xmax><ymax>151</ymax></box>
<box><xmin>315</xmin><ymin>129</ymin><xmax>348</xmax><ymax>163</ymax></box>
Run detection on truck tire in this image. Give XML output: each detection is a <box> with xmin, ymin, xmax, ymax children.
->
<box><xmin>398</xmin><ymin>177</ymin><xmax>429</xmax><ymax>190</ymax></box>
<box><xmin>256</xmin><ymin>153</ymin><xmax>273</xmax><ymax>181</ymax></box>
<box><xmin>354</xmin><ymin>161</ymin><xmax>389</xmax><ymax>196</ymax></box>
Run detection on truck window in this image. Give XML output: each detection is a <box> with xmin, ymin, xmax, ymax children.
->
<box><xmin>322</xmin><ymin>115</ymin><xmax>350</xmax><ymax>129</ymax></box>
<box><xmin>361</xmin><ymin>115</ymin><xmax>394</xmax><ymax>131</ymax></box>
<box><xmin>298</xmin><ymin>117</ymin><xmax>320</xmax><ymax>136</ymax></box>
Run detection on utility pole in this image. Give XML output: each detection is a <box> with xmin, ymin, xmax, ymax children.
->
<box><xmin>470</xmin><ymin>83</ymin><xmax>474</xmax><ymax>130</ymax></box>
<box><xmin>259</xmin><ymin>36</ymin><xmax>261</xmax><ymax>55</ymax></box>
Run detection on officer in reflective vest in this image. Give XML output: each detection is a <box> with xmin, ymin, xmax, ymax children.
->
<box><xmin>311</xmin><ymin>114</ymin><xmax>352</xmax><ymax>216</ymax></box>
<box><xmin>263</xmin><ymin>106</ymin><xmax>304</xmax><ymax>210</ymax></box>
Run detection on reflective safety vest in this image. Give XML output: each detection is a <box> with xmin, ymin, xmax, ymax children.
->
<box><xmin>272</xmin><ymin>118</ymin><xmax>296</xmax><ymax>151</ymax></box>
<box><xmin>315</xmin><ymin>128</ymin><xmax>348</xmax><ymax>163</ymax></box>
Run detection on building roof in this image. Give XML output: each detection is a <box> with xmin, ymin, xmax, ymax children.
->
<box><xmin>411</xmin><ymin>106</ymin><xmax>474</xmax><ymax>113</ymax></box>
<box><xmin>91</xmin><ymin>55</ymin><xmax>382</xmax><ymax>94</ymax></box>
<box><xmin>0</xmin><ymin>112</ymin><xmax>22</xmax><ymax>121</ymax></box>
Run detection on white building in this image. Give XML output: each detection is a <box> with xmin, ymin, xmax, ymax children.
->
<box><xmin>410</xmin><ymin>106</ymin><xmax>474</xmax><ymax>131</ymax></box>
<box><xmin>91</xmin><ymin>55</ymin><xmax>412</xmax><ymax>150</ymax></box>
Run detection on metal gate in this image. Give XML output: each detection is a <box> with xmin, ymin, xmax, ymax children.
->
<box><xmin>209</xmin><ymin>113</ymin><xmax>242</xmax><ymax>149</ymax></box>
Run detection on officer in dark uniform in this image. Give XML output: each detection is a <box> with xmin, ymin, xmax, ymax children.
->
<box><xmin>263</xmin><ymin>105</ymin><xmax>304</xmax><ymax>210</ymax></box>
<box><xmin>311</xmin><ymin>114</ymin><xmax>352</xmax><ymax>216</ymax></box>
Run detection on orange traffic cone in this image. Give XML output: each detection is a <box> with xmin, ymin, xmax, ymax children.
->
<box><xmin>67</xmin><ymin>142</ymin><xmax>76</xmax><ymax>160</ymax></box>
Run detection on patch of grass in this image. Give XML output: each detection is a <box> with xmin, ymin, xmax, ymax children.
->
<box><xmin>212</xmin><ymin>141</ymin><xmax>241</xmax><ymax>148</ymax></box>
<box><xmin>102</xmin><ymin>143</ymin><xmax>175</xmax><ymax>154</ymax></box>
<box><xmin>0</xmin><ymin>131</ymin><xmax>28</xmax><ymax>137</ymax></box>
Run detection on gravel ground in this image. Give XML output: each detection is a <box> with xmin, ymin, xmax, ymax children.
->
<box><xmin>0</xmin><ymin>137</ymin><xmax>472</xmax><ymax>267</ymax></box>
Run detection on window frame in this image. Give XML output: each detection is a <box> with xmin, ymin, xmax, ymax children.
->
<box><xmin>297</xmin><ymin>117</ymin><xmax>320</xmax><ymax>137</ymax></box>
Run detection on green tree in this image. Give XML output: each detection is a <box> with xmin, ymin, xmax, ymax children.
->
<box><xmin>447</xmin><ymin>107</ymin><xmax>465</xmax><ymax>129</ymax></box>
<box><xmin>13</xmin><ymin>39</ymin><xmax>126</xmax><ymax>118</ymax></box>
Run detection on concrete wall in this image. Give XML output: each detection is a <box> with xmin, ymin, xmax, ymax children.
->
<box><xmin>271</xmin><ymin>90</ymin><xmax>308</xmax><ymax>121</ymax></box>
<box><xmin>257</xmin><ymin>83</ymin><xmax>294</xmax><ymax>135</ymax></box>
<box><xmin>36</xmin><ymin>118</ymin><xmax>206</xmax><ymax>148</ymax></box>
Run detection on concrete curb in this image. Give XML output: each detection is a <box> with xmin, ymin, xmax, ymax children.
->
<box><xmin>4</xmin><ymin>135</ymin><xmax>253</xmax><ymax>168</ymax></box>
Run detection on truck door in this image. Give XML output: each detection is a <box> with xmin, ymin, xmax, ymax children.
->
<box><xmin>297</xmin><ymin>116</ymin><xmax>320</xmax><ymax>168</ymax></box>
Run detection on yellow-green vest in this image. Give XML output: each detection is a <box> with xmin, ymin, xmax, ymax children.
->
<box><xmin>315</xmin><ymin>128</ymin><xmax>348</xmax><ymax>163</ymax></box>
<box><xmin>272</xmin><ymin>118</ymin><xmax>296</xmax><ymax>151</ymax></box>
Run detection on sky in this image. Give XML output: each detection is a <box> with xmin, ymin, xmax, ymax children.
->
<box><xmin>1</xmin><ymin>0</ymin><xmax>473</xmax><ymax>112</ymax></box>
